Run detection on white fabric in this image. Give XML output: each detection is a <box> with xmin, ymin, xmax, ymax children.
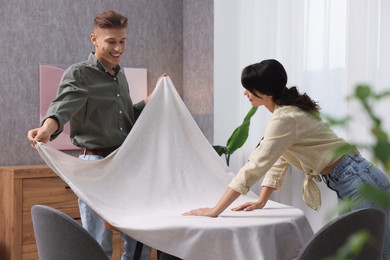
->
<box><xmin>36</xmin><ymin>77</ymin><xmax>313</xmax><ymax>260</ymax></box>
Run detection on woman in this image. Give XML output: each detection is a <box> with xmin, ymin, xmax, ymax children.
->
<box><xmin>184</xmin><ymin>59</ymin><xmax>390</xmax><ymax>259</ymax></box>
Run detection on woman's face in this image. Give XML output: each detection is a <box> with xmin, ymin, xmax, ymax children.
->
<box><xmin>243</xmin><ymin>89</ymin><xmax>272</xmax><ymax>107</ymax></box>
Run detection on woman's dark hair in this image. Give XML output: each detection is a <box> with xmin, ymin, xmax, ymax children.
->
<box><xmin>241</xmin><ymin>59</ymin><xmax>320</xmax><ymax>113</ymax></box>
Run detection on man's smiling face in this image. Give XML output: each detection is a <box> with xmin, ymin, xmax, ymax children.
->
<box><xmin>91</xmin><ymin>27</ymin><xmax>126</xmax><ymax>70</ymax></box>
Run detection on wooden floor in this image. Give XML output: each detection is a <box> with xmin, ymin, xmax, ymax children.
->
<box><xmin>151</xmin><ymin>248</ymin><xmax>158</xmax><ymax>260</ymax></box>
<box><xmin>113</xmin><ymin>248</ymin><xmax>158</xmax><ymax>259</ymax></box>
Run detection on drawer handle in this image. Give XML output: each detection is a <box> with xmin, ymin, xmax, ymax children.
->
<box><xmin>65</xmin><ymin>185</ymin><xmax>71</xmax><ymax>189</ymax></box>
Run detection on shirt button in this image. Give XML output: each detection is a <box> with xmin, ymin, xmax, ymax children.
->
<box><xmin>120</xmin><ymin>127</ymin><xmax>123</xmax><ymax>131</ymax></box>
<box><xmin>119</xmin><ymin>110</ymin><xmax>122</xmax><ymax>114</ymax></box>
<box><xmin>117</xmin><ymin>94</ymin><xmax>120</xmax><ymax>97</ymax></box>
<box><xmin>114</xmin><ymin>77</ymin><xmax>117</xmax><ymax>81</ymax></box>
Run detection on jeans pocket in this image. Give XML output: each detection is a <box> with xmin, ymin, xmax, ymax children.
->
<box><xmin>326</xmin><ymin>164</ymin><xmax>360</xmax><ymax>198</ymax></box>
<box><xmin>330</xmin><ymin>164</ymin><xmax>358</xmax><ymax>183</ymax></box>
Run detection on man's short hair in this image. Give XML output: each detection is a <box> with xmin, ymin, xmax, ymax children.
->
<box><xmin>94</xmin><ymin>10</ymin><xmax>128</xmax><ymax>30</ymax></box>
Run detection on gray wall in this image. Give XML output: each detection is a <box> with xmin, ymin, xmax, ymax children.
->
<box><xmin>0</xmin><ymin>0</ymin><xmax>213</xmax><ymax>165</ymax></box>
<box><xmin>183</xmin><ymin>0</ymin><xmax>214</xmax><ymax>142</ymax></box>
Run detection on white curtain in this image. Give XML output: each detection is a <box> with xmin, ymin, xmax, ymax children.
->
<box><xmin>214</xmin><ymin>0</ymin><xmax>390</xmax><ymax>232</ymax></box>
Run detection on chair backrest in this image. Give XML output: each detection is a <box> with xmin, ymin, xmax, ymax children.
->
<box><xmin>297</xmin><ymin>208</ymin><xmax>386</xmax><ymax>260</ymax></box>
<box><xmin>31</xmin><ymin>204</ymin><xmax>109</xmax><ymax>260</ymax></box>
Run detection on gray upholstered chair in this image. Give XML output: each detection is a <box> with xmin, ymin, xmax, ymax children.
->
<box><xmin>31</xmin><ymin>204</ymin><xmax>109</xmax><ymax>260</ymax></box>
<box><xmin>297</xmin><ymin>208</ymin><xmax>386</xmax><ymax>260</ymax></box>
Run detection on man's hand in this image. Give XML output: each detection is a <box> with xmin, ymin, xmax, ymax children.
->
<box><xmin>27</xmin><ymin>118</ymin><xmax>59</xmax><ymax>148</ymax></box>
<box><xmin>144</xmin><ymin>73</ymin><xmax>168</xmax><ymax>104</ymax></box>
<box><xmin>157</xmin><ymin>73</ymin><xmax>168</xmax><ymax>82</ymax></box>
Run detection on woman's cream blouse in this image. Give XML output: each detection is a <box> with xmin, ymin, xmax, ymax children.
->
<box><xmin>228</xmin><ymin>105</ymin><xmax>348</xmax><ymax>210</ymax></box>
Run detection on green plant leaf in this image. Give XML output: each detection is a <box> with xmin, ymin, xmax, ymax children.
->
<box><xmin>213</xmin><ymin>145</ymin><xmax>227</xmax><ymax>156</ymax></box>
<box><xmin>225</xmin><ymin>107</ymin><xmax>258</xmax><ymax>155</ymax></box>
<box><xmin>355</xmin><ymin>85</ymin><xmax>371</xmax><ymax>100</ymax></box>
<box><xmin>332</xmin><ymin>144</ymin><xmax>357</xmax><ymax>158</ymax></box>
<box><xmin>373</xmin><ymin>90</ymin><xmax>390</xmax><ymax>100</ymax></box>
<box><xmin>358</xmin><ymin>184</ymin><xmax>390</xmax><ymax>209</ymax></box>
<box><xmin>323</xmin><ymin>115</ymin><xmax>352</xmax><ymax>127</ymax></box>
<box><xmin>326</xmin><ymin>231</ymin><xmax>370</xmax><ymax>260</ymax></box>
<box><xmin>371</xmin><ymin>126</ymin><xmax>387</xmax><ymax>141</ymax></box>
<box><xmin>373</xmin><ymin>141</ymin><xmax>390</xmax><ymax>172</ymax></box>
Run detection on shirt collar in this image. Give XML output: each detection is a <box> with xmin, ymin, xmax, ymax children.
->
<box><xmin>88</xmin><ymin>52</ymin><xmax>121</xmax><ymax>76</ymax></box>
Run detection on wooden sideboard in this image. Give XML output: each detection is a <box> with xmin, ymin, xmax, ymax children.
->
<box><xmin>0</xmin><ymin>165</ymin><xmax>123</xmax><ymax>260</ymax></box>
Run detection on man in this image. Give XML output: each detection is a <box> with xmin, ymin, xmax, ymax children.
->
<box><xmin>27</xmin><ymin>10</ymin><xmax>156</xmax><ymax>260</ymax></box>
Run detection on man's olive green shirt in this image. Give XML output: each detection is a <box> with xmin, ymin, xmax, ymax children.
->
<box><xmin>43</xmin><ymin>53</ymin><xmax>145</xmax><ymax>150</ymax></box>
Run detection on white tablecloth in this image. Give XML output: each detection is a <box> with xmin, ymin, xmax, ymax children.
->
<box><xmin>37</xmin><ymin>77</ymin><xmax>313</xmax><ymax>260</ymax></box>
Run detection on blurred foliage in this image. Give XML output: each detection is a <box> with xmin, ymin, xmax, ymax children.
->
<box><xmin>324</xmin><ymin>84</ymin><xmax>390</xmax><ymax>173</ymax></box>
<box><xmin>324</xmin><ymin>84</ymin><xmax>390</xmax><ymax>209</ymax></box>
<box><xmin>214</xmin><ymin>107</ymin><xmax>258</xmax><ymax>166</ymax></box>
<box><xmin>324</xmin><ymin>84</ymin><xmax>390</xmax><ymax>259</ymax></box>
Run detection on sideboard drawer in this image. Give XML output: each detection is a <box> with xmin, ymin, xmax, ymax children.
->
<box><xmin>22</xmin><ymin>177</ymin><xmax>79</xmax><ymax>211</ymax></box>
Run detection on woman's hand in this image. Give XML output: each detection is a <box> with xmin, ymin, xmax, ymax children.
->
<box><xmin>231</xmin><ymin>201</ymin><xmax>266</xmax><ymax>212</ymax></box>
<box><xmin>232</xmin><ymin>186</ymin><xmax>275</xmax><ymax>211</ymax></box>
<box><xmin>183</xmin><ymin>207</ymin><xmax>219</xmax><ymax>218</ymax></box>
<box><xmin>183</xmin><ymin>188</ymin><xmax>241</xmax><ymax>218</ymax></box>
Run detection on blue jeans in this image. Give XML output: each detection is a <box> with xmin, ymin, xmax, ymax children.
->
<box><xmin>323</xmin><ymin>153</ymin><xmax>390</xmax><ymax>260</ymax></box>
<box><xmin>79</xmin><ymin>154</ymin><xmax>151</xmax><ymax>260</ymax></box>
